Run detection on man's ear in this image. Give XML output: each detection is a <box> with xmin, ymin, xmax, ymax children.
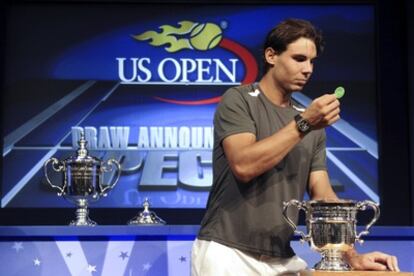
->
<box><xmin>264</xmin><ymin>47</ymin><xmax>278</xmax><ymax>66</ymax></box>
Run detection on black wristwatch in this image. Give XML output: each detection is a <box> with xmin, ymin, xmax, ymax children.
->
<box><xmin>294</xmin><ymin>114</ymin><xmax>312</xmax><ymax>134</ymax></box>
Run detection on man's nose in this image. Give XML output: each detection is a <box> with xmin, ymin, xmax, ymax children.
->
<box><xmin>302</xmin><ymin>61</ymin><xmax>313</xmax><ymax>76</ymax></box>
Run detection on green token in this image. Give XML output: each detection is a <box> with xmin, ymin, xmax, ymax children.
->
<box><xmin>334</xmin><ymin>86</ymin><xmax>345</xmax><ymax>99</ymax></box>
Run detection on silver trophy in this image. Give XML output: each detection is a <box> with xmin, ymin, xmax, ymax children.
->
<box><xmin>283</xmin><ymin>199</ymin><xmax>380</xmax><ymax>271</ymax></box>
<box><xmin>128</xmin><ymin>198</ymin><xmax>166</xmax><ymax>225</ymax></box>
<box><xmin>44</xmin><ymin>133</ymin><xmax>121</xmax><ymax>226</ymax></box>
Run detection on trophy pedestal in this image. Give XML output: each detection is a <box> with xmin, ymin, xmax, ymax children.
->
<box><xmin>69</xmin><ymin>199</ymin><xmax>97</xmax><ymax>226</ymax></box>
<box><xmin>314</xmin><ymin>250</ymin><xmax>351</xmax><ymax>271</ymax></box>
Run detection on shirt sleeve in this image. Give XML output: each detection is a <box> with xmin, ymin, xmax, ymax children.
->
<box><xmin>214</xmin><ymin>87</ymin><xmax>256</xmax><ymax>144</ymax></box>
<box><xmin>310</xmin><ymin>129</ymin><xmax>327</xmax><ymax>172</ymax></box>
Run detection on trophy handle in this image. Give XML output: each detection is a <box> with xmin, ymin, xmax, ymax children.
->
<box><xmin>100</xmin><ymin>159</ymin><xmax>121</xmax><ymax>196</ymax></box>
<box><xmin>282</xmin><ymin>199</ymin><xmax>310</xmax><ymax>242</ymax></box>
<box><xmin>356</xmin><ymin>200</ymin><xmax>380</xmax><ymax>243</ymax></box>
<box><xmin>44</xmin><ymin>157</ymin><xmax>65</xmax><ymax>196</ymax></box>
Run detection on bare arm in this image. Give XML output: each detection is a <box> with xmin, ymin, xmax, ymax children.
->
<box><xmin>308</xmin><ymin>170</ymin><xmax>338</xmax><ymax>200</ymax></box>
<box><xmin>223</xmin><ymin>121</ymin><xmax>303</xmax><ymax>182</ymax></box>
<box><xmin>223</xmin><ymin>94</ymin><xmax>340</xmax><ymax>183</ymax></box>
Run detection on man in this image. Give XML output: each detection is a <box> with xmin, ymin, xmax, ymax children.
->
<box><xmin>191</xmin><ymin>19</ymin><xmax>399</xmax><ymax>275</ymax></box>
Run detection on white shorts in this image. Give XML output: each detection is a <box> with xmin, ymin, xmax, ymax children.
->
<box><xmin>191</xmin><ymin>239</ymin><xmax>307</xmax><ymax>276</ymax></box>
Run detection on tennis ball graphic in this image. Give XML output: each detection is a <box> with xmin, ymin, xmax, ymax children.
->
<box><xmin>190</xmin><ymin>23</ymin><xmax>222</xmax><ymax>50</ymax></box>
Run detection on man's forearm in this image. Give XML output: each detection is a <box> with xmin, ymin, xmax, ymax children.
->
<box><xmin>308</xmin><ymin>170</ymin><xmax>338</xmax><ymax>200</ymax></box>
<box><xmin>224</xmin><ymin>120</ymin><xmax>304</xmax><ymax>182</ymax></box>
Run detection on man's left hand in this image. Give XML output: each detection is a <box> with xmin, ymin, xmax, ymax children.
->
<box><xmin>346</xmin><ymin>251</ymin><xmax>400</xmax><ymax>271</ymax></box>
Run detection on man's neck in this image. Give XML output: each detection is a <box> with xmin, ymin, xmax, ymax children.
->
<box><xmin>258</xmin><ymin>74</ymin><xmax>292</xmax><ymax>107</ymax></box>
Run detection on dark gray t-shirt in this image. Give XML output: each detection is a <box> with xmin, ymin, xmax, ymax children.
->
<box><xmin>198</xmin><ymin>84</ymin><xmax>327</xmax><ymax>257</ymax></box>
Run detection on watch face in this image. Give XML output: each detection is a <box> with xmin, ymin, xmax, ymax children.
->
<box><xmin>294</xmin><ymin>114</ymin><xmax>311</xmax><ymax>133</ymax></box>
<box><xmin>298</xmin><ymin>120</ymin><xmax>310</xmax><ymax>132</ymax></box>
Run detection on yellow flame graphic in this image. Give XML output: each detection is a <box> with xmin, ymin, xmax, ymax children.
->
<box><xmin>133</xmin><ymin>21</ymin><xmax>223</xmax><ymax>52</ymax></box>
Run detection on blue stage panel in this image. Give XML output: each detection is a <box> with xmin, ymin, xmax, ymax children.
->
<box><xmin>0</xmin><ymin>226</ymin><xmax>413</xmax><ymax>274</ymax></box>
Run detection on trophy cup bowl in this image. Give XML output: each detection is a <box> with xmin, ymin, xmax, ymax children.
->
<box><xmin>44</xmin><ymin>134</ymin><xmax>121</xmax><ymax>226</ymax></box>
<box><xmin>282</xmin><ymin>199</ymin><xmax>380</xmax><ymax>271</ymax></box>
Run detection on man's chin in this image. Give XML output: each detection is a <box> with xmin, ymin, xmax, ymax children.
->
<box><xmin>292</xmin><ymin>84</ymin><xmax>305</xmax><ymax>92</ymax></box>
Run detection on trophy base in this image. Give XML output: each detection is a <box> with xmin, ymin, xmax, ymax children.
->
<box><xmin>314</xmin><ymin>261</ymin><xmax>351</xmax><ymax>271</ymax></box>
<box><xmin>70</xmin><ymin>218</ymin><xmax>97</xmax><ymax>227</ymax></box>
<box><xmin>69</xmin><ymin>201</ymin><xmax>97</xmax><ymax>227</ymax></box>
<box><xmin>314</xmin><ymin>251</ymin><xmax>351</xmax><ymax>271</ymax></box>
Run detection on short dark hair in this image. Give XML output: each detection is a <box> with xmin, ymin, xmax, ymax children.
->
<box><xmin>263</xmin><ymin>18</ymin><xmax>325</xmax><ymax>73</ymax></box>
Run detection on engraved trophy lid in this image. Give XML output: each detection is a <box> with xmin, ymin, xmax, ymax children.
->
<box><xmin>65</xmin><ymin>132</ymin><xmax>100</xmax><ymax>164</ymax></box>
<box><xmin>128</xmin><ymin>198</ymin><xmax>166</xmax><ymax>225</ymax></box>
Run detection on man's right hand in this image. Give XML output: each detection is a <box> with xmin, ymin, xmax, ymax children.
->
<box><xmin>301</xmin><ymin>94</ymin><xmax>341</xmax><ymax>129</ymax></box>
